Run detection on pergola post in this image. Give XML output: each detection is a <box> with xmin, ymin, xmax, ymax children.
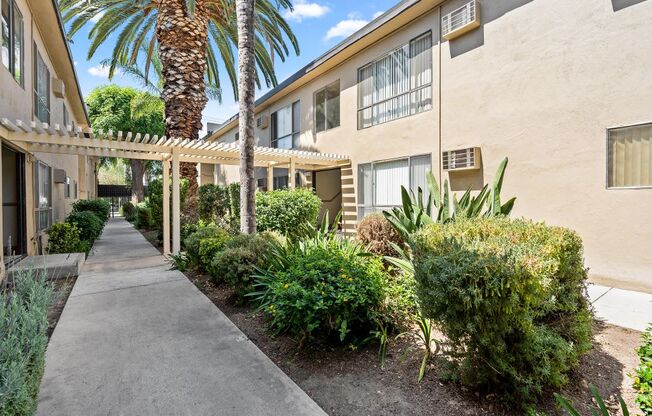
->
<box><xmin>172</xmin><ymin>149</ymin><xmax>181</xmax><ymax>254</ymax></box>
<box><xmin>267</xmin><ymin>165</ymin><xmax>274</xmax><ymax>191</ymax></box>
<box><xmin>162</xmin><ymin>158</ymin><xmax>170</xmax><ymax>256</ymax></box>
<box><xmin>289</xmin><ymin>158</ymin><xmax>296</xmax><ymax>189</ymax></box>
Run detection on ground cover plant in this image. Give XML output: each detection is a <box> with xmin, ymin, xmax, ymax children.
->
<box><xmin>0</xmin><ymin>270</ymin><xmax>54</xmax><ymax>416</ymax></box>
<box><xmin>634</xmin><ymin>324</ymin><xmax>652</xmax><ymax>414</ymax></box>
<box><xmin>411</xmin><ymin>217</ymin><xmax>592</xmax><ymax>409</ymax></box>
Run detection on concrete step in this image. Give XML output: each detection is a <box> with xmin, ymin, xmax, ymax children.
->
<box><xmin>7</xmin><ymin>253</ymin><xmax>85</xmax><ymax>281</ymax></box>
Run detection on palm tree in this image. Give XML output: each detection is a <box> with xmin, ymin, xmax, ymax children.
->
<box><xmin>60</xmin><ymin>0</ymin><xmax>298</xmax><ymax>201</ymax></box>
<box><xmin>236</xmin><ymin>0</ymin><xmax>256</xmax><ymax>233</ymax></box>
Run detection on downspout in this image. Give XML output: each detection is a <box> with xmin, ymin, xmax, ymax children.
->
<box><xmin>437</xmin><ymin>5</ymin><xmax>443</xmax><ymax>187</ymax></box>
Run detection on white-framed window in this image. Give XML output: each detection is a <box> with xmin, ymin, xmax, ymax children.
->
<box><xmin>357</xmin><ymin>154</ymin><xmax>431</xmax><ymax>220</ymax></box>
<box><xmin>1</xmin><ymin>0</ymin><xmax>23</xmax><ymax>85</ymax></box>
<box><xmin>271</xmin><ymin>101</ymin><xmax>300</xmax><ymax>149</ymax></box>
<box><xmin>314</xmin><ymin>80</ymin><xmax>340</xmax><ymax>133</ymax></box>
<box><xmin>357</xmin><ymin>32</ymin><xmax>432</xmax><ymax>129</ymax></box>
<box><xmin>33</xmin><ymin>46</ymin><xmax>50</xmax><ymax>123</ymax></box>
<box><xmin>607</xmin><ymin>123</ymin><xmax>652</xmax><ymax>188</ymax></box>
<box><xmin>72</xmin><ymin>179</ymin><xmax>77</xmax><ymax>199</ymax></box>
<box><xmin>34</xmin><ymin>161</ymin><xmax>52</xmax><ymax>232</ymax></box>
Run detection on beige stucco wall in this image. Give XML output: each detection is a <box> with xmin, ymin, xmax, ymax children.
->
<box><xmin>211</xmin><ymin>0</ymin><xmax>652</xmax><ymax>290</ymax></box>
<box><xmin>0</xmin><ymin>0</ymin><xmax>94</xmax><ymax>259</ymax></box>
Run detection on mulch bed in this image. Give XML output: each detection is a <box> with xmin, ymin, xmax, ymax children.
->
<box><xmin>47</xmin><ymin>277</ymin><xmax>76</xmax><ymax>339</ymax></box>
<box><xmin>137</xmin><ymin>228</ymin><xmax>642</xmax><ymax>415</ymax></box>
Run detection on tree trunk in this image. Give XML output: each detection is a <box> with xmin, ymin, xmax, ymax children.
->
<box><xmin>156</xmin><ymin>0</ymin><xmax>208</xmax><ymax>208</ymax></box>
<box><xmin>236</xmin><ymin>0</ymin><xmax>256</xmax><ymax>234</ymax></box>
<box><xmin>130</xmin><ymin>159</ymin><xmax>146</xmax><ymax>203</ymax></box>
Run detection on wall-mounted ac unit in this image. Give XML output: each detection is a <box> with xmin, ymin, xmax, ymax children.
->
<box><xmin>442</xmin><ymin>0</ymin><xmax>480</xmax><ymax>41</ymax></box>
<box><xmin>443</xmin><ymin>147</ymin><xmax>481</xmax><ymax>171</ymax></box>
<box><xmin>53</xmin><ymin>168</ymin><xmax>67</xmax><ymax>183</ymax></box>
<box><xmin>52</xmin><ymin>78</ymin><xmax>65</xmax><ymax>98</ymax></box>
<box><xmin>256</xmin><ymin>115</ymin><xmax>269</xmax><ymax>129</ymax></box>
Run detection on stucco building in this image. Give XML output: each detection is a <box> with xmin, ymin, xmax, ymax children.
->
<box><xmin>0</xmin><ymin>0</ymin><xmax>96</xmax><ymax>276</ymax></box>
<box><xmin>204</xmin><ymin>0</ymin><xmax>652</xmax><ymax>291</ymax></box>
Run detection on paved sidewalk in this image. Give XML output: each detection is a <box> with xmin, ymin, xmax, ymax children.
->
<box><xmin>588</xmin><ymin>284</ymin><xmax>652</xmax><ymax>332</ymax></box>
<box><xmin>37</xmin><ymin>218</ymin><xmax>326</xmax><ymax>416</ymax></box>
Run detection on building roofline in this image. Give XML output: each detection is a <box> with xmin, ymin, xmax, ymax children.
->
<box><xmin>207</xmin><ymin>0</ymin><xmax>438</xmax><ymax>141</ymax></box>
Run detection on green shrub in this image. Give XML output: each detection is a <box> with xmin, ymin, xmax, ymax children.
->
<box><xmin>46</xmin><ymin>222</ymin><xmax>85</xmax><ymax>254</ymax></box>
<box><xmin>183</xmin><ymin>223</ymin><xmax>229</xmax><ymax>268</ymax></box>
<box><xmin>635</xmin><ymin>324</ymin><xmax>652</xmax><ymax>414</ymax></box>
<box><xmin>72</xmin><ymin>199</ymin><xmax>110</xmax><ymax>223</ymax></box>
<box><xmin>209</xmin><ymin>232</ymin><xmax>278</xmax><ymax>298</ymax></box>
<box><xmin>252</xmin><ymin>235</ymin><xmax>387</xmax><ymax>344</ymax></box>
<box><xmin>66</xmin><ymin>210</ymin><xmax>104</xmax><ymax>243</ymax></box>
<box><xmin>122</xmin><ymin>201</ymin><xmax>136</xmax><ymax>222</ymax></box>
<box><xmin>357</xmin><ymin>213</ymin><xmax>405</xmax><ymax>257</ymax></box>
<box><xmin>0</xmin><ymin>270</ymin><xmax>54</xmax><ymax>416</ymax></box>
<box><xmin>256</xmin><ymin>188</ymin><xmax>321</xmax><ymax>236</ymax></box>
<box><xmin>197</xmin><ymin>235</ymin><xmax>231</xmax><ymax>272</ymax></box>
<box><xmin>198</xmin><ymin>184</ymin><xmax>230</xmax><ymax>222</ymax></box>
<box><xmin>135</xmin><ymin>203</ymin><xmax>153</xmax><ymax>229</ymax></box>
<box><xmin>147</xmin><ymin>178</ymin><xmax>190</xmax><ymax>231</ymax></box>
<box><xmin>411</xmin><ymin>217</ymin><xmax>592</xmax><ymax>408</ymax></box>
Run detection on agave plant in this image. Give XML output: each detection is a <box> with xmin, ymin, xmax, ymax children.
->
<box><xmin>383</xmin><ymin>157</ymin><xmax>516</xmax><ymax>239</ymax></box>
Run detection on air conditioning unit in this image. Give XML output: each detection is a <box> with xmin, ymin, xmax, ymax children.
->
<box><xmin>256</xmin><ymin>115</ymin><xmax>269</xmax><ymax>129</ymax></box>
<box><xmin>442</xmin><ymin>0</ymin><xmax>480</xmax><ymax>40</ymax></box>
<box><xmin>52</xmin><ymin>77</ymin><xmax>65</xmax><ymax>98</ymax></box>
<box><xmin>443</xmin><ymin>147</ymin><xmax>481</xmax><ymax>171</ymax></box>
<box><xmin>53</xmin><ymin>169</ymin><xmax>67</xmax><ymax>183</ymax></box>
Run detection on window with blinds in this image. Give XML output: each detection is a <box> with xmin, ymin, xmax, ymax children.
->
<box><xmin>34</xmin><ymin>161</ymin><xmax>52</xmax><ymax>232</ymax></box>
<box><xmin>271</xmin><ymin>101</ymin><xmax>300</xmax><ymax>149</ymax></box>
<box><xmin>34</xmin><ymin>46</ymin><xmax>50</xmax><ymax>123</ymax></box>
<box><xmin>357</xmin><ymin>32</ymin><xmax>432</xmax><ymax>129</ymax></box>
<box><xmin>2</xmin><ymin>0</ymin><xmax>23</xmax><ymax>85</ymax></box>
<box><xmin>357</xmin><ymin>154</ymin><xmax>431</xmax><ymax>220</ymax></box>
<box><xmin>608</xmin><ymin>123</ymin><xmax>652</xmax><ymax>188</ymax></box>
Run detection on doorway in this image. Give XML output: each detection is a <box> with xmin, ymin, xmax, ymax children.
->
<box><xmin>312</xmin><ymin>168</ymin><xmax>342</xmax><ymax>226</ymax></box>
<box><xmin>3</xmin><ymin>144</ymin><xmax>27</xmax><ymax>264</ymax></box>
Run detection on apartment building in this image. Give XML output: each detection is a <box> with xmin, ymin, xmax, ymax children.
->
<box><xmin>204</xmin><ymin>0</ymin><xmax>652</xmax><ymax>291</ymax></box>
<box><xmin>0</xmin><ymin>0</ymin><xmax>96</xmax><ymax>273</ymax></box>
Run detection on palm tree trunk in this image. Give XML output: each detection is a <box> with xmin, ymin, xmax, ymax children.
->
<box><xmin>156</xmin><ymin>0</ymin><xmax>209</xmax><ymax>211</ymax></box>
<box><xmin>236</xmin><ymin>0</ymin><xmax>256</xmax><ymax>234</ymax></box>
<box><xmin>130</xmin><ymin>159</ymin><xmax>146</xmax><ymax>203</ymax></box>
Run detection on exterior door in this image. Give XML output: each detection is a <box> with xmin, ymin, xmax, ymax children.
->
<box><xmin>2</xmin><ymin>145</ymin><xmax>26</xmax><ymax>262</ymax></box>
<box><xmin>312</xmin><ymin>168</ymin><xmax>342</xmax><ymax>226</ymax></box>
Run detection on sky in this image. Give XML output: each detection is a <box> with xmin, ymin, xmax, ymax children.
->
<box><xmin>67</xmin><ymin>0</ymin><xmax>398</xmax><ymax>135</ymax></box>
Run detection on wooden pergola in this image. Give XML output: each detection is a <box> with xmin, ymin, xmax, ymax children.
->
<box><xmin>0</xmin><ymin>118</ymin><xmax>350</xmax><ymax>255</ymax></box>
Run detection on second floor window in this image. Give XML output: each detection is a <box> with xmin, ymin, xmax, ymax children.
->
<box><xmin>34</xmin><ymin>47</ymin><xmax>50</xmax><ymax>123</ymax></box>
<box><xmin>271</xmin><ymin>101</ymin><xmax>300</xmax><ymax>149</ymax></box>
<box><xmin>357</xmin><ymin>32</ymin><xmax>433</xmax><ymax>129</ymax></box>
<box><xmin>1</xmin><ymin>0</ymin><xmax>23</xmax><ymax>85</ymax></box>
<box><xmin>315</xmin><ymin>81</ymin><xmax>340</xmax><ymax>133</ymax></box>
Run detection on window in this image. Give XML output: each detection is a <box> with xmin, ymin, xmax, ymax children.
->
<box><xmin>271</xmin><ymin>101</ymin><xmax>300</xmax><ymax>149</ymax></box>
<box><xmin>34</xmin><ymin>46</ymin><xmax>50</xmax><ymax>123</ymax></box>
<box><xmin>1</xmin><ymin>0</ymin><xmax>23</xmax><ymax>85</ymax></box>
<box><xmin>357</xmin><ymin>154</ymin><xmax>431</xmax><ymax>220</ymax></box>
<box><xmin>357</xmin><ymin>32</ymin><xmax>432</xmax><ymax>129</ymax></box>
<box><xmin>315</xmin><ymin>81</ymin><xmax>340</xmax><ymax>133</ymax></box>
<box><xmin>72</xmin><ymin>179</ymin><xmax>77</xmax><ymax>199</ymax></box>
<box><xmin>34</xmin><ymin>161</ymin><xmax>52</xmax><ymax>232</ymax></box>
<box><xmin>607</xmin><ymin>123</ymin><xmax>652</xmax><ymax>188</ymax></box>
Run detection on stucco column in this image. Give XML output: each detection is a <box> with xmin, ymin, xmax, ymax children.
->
<box><xmin>172</xmin><ymin>150</ymin><xmax>181</xmax><ymax>254</ymax></box>
<box><xmin>162</xmin><ymin>158</ymin><xmax>170</xmax><ymax>256</ymax></box>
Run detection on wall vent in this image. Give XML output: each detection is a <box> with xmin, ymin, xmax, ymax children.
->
<box><xmin>52</xmin><ymin>78</ymin><xmax>65</xmax><ymax>98</ymax></box>
<box><xmin>256</xmin><ymin>115</ymin><xmax>269</xmax><ymax>129</ymax></box>
<box><xmin>443</xmin><ymin>147</ymin><xmax>481</xmax><ymax>171</ymax></box>
<box><xmin>442</xmin><ymin>0</ymin><xmax>480</xmax><ymax>40</ymax></box>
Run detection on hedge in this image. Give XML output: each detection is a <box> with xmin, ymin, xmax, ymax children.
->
<box><xmin>411</xmin><ymin>217</ymin><xmax>592</xmax><ymax>408</ymax></box>
<box><xmin>256</xmin><ymin>188</ymin><xmax>321</xmax><ymax>237</ymax></box>
<box><xmin>72</xmin><ymin>199</ymin><xmax>110</xmax><ymax>223</ymax></box>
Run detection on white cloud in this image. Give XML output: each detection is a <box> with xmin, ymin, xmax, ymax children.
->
<box><xmin>87</xmin><ymin>64</ymin><xmax>120</xmax><ymax>78</ymax></box>
<box><xmin>74</xmin><ymin>61</ymin><xmax>78</xmax><ymax>66</ymax></box>
<box><xmin>90</xmin><ymin>11</ymin><xmax>105</xmax><ymax>23</ymax></box>
<box><xmin>372</xmin><ymin>11</ymin><xmax>384</xmax><ymax>19</ymax></box>
<box><xmin>325</xmin><ymin>19</ymin><xmax>368</xmax><ymax>41</ymax></box>
<box><xmin>284</xmin><ymin>0</ymin><xmax>330</xmax><ymax>22</ymax></box>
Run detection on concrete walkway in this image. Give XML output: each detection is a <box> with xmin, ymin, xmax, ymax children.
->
<box><xmin>37</xmin><ymin>218</ymin><xmax>326</xmax><ymax>416</ymax></box>
<box><xmin>588</xmin><ymin>284</ymin><xmax>652</xmax><ymax>332</ymax></box>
